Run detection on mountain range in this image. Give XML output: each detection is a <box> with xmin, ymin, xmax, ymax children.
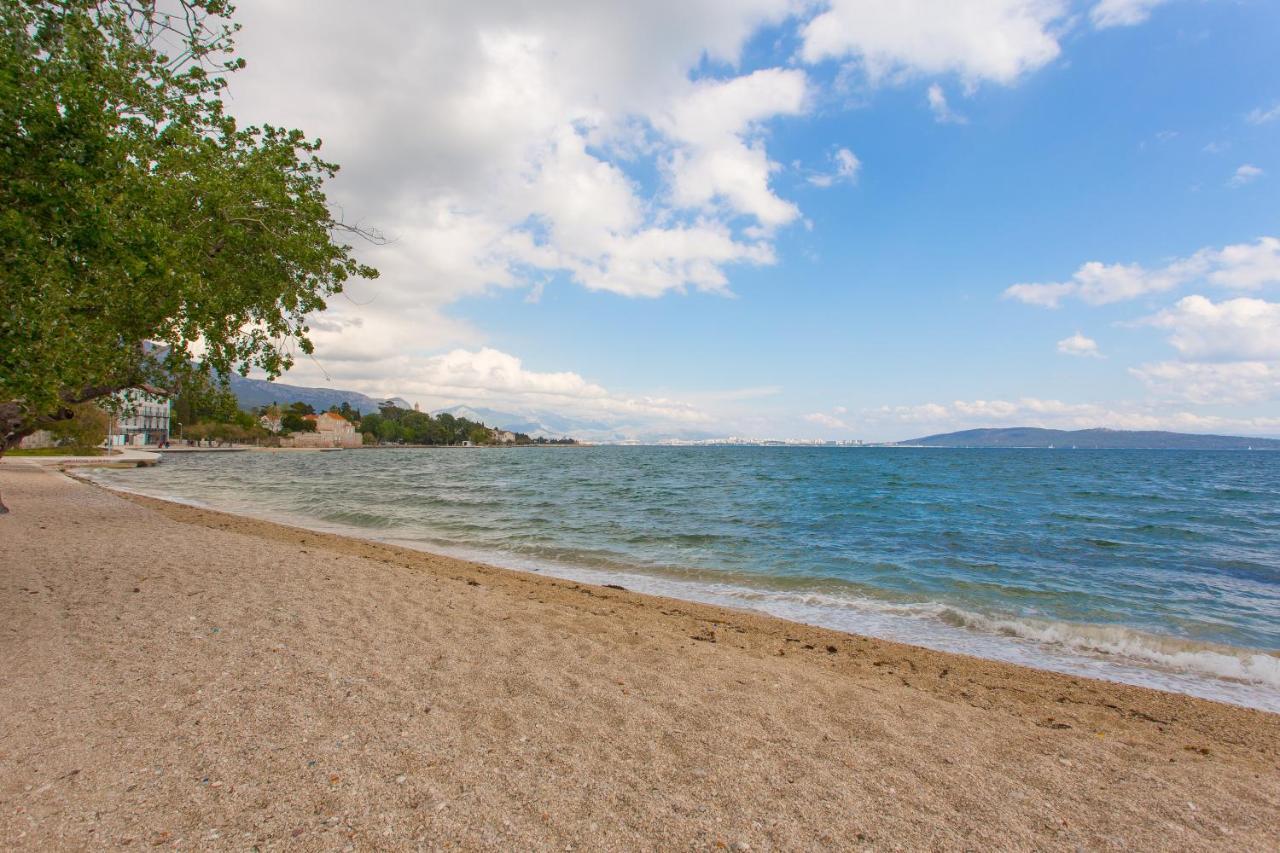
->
<box><xmin>225</xmin><ymin>373</ymin><xmax>409</xmax><ymax>414</ymax></box>
<box><xmin>899</xmin><ymin>427</ymin><xmax>1280</xmax><ymax>450</ymax></box>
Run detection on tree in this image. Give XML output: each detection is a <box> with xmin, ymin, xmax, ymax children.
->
<box><xmin>170</xmin><ymin>371</ymin><xmax>239</xmax><ymax>433</ymax></box>
<box><xmin>47</xmin><ymin>403</ymin><xmax>109</xmax><ymax>449</ymax></box>
<box><xmin>280</xmin><ymin>412</ymin><xmax>316</xmax><ymax>433</ymax></box>
<box><xmin>0</xmin><ymin>1</ymin><xmax>379</xmax><ymax>511</ymax></box>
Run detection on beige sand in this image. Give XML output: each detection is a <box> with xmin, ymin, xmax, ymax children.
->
<box><xmin>1</xmin><ymin>464</ymin><xmax>1277</xmax><ymax>851</ymax></box>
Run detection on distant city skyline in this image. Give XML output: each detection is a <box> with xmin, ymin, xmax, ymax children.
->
<box><xmin>227</xmin><ymin>1</ymin><xmax>1279</xmax><ymax>441</ymax></box>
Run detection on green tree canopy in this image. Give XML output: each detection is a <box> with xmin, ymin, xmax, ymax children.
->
<box><xmin>0</xmin><ymin>1</ymin><xmax>378</xmax><ymax>463</ymax></box>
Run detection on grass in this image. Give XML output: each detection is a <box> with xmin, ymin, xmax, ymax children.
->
<box><xmin>6</xmin><ymin>446</ymin><xmax>108</xmax><ymax>457</ymax></box>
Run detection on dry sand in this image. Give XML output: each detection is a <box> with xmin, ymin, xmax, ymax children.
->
<box><xmin>1</xmin><ymin>464</ymin><xmax>1277</xmax><ymax>851</ymax></box>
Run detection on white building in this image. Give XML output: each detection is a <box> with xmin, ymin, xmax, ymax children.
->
<box><xmin>109</xmin><ymin>390</ymin><xmax>170</xmax><ymax>446</ymax></box>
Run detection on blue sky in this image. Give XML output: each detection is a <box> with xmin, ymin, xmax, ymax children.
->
<box><xmin>228</xmin><ymin>1</ymin><xmax>1280</xmax><ymax>440</ymax></box>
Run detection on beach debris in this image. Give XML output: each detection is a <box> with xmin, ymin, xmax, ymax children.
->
<box><xmin>603</xmin><ymin>584</ymin><xmax>626</xmax><ymax>591</ymax></box>
<box><xmin>826</xmin><ymin>645</ymin><xmax>838</xmax><ymax>654</ymax></box>
<box><xmin>466</xmin><ymin>579</ymin><xmax>480</xmax><ymax>587</ymax></box>
<box><xmin>691</xmin><ymin>629</ymin><xmax>716</xmax><ymax>643</ymax></box>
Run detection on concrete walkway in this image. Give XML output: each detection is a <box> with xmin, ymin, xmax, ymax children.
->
<box><xmin>1</xmin><ymin>448</ymin><xmax>160</xmax><ymax>468</ymax></box>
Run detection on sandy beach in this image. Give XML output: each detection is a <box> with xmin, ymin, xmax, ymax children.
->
<box><xmin>1</xmin><ymin>464</ymin><xmax>1277</xmax><ymax>850</ymax></box>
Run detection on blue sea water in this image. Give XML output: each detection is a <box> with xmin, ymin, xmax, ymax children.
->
<box><xmin>90</xmin><ymin>446</ymin><xmax>1280</xmax><ymax>710</ymax></box>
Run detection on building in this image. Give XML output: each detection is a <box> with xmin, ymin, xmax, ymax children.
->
<box><xmin>109</xmin><ymin>390</ymin><xmax>170</xmax><ymax>446</ymax></box>
<box><xmin>259</xmin><ymin>409</ymin><xmax>283</xmax><ymax>433</ymax></box>
<box><xmin>280</xmin><ymin>411</ymin><xmax>363</xmax><ymax>448</ymax></box>
<box><xmin>307</xmin><ymin>412</ymin><xmax>357</xmax><ymax>438</ymax></box>
<box><xmin>493</xmin><ymin>430</ymin><xmax>516</xmax><ymax>444</ymax></box>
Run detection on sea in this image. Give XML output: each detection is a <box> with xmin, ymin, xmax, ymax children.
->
<box><xmin>87</xmin><ymin>446</ymin><xmax>1280</xmax><ymax>712</ymax></box>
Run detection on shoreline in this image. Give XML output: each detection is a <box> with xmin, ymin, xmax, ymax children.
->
<box><xmin>3</xmin><ymin>465</ymin><xmax>1278</xmax><ymax>848</ymax></box>
<box><xmin>90</xmin><ymin>474</ymin><xmax>1280</xmax><ymax>722</ymax></box>
<box><xmin>75</xmin><ymin>467</ymin><xmax>1280</xmax><ymax>713</ymax></box>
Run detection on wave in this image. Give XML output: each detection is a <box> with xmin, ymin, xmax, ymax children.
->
<box><xmin>935</xmin><ymin>608</ymin><xmax>1280</xmax><ymax>688</ymax></box>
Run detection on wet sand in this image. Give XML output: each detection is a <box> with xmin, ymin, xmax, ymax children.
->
<box><xmin>1</xmin><ymin>464</ymin><xmax>1277</xmax><ymax>850</ymax></box>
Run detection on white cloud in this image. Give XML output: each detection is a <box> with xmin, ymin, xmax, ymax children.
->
<box><xmin>808</xmin><ymin>147</ymin><xmax>862</xmax><ymax>187</ymax></box>
<box><xmin>926</xmin><ymin>84</ymin><xmax>968</xmax><ymax>124</ymax></box>
<box><xmin>1005</xmin><ymin>261</ymin><xmax>1186</xmax><ymax>307</ymax></box>
<box><xmin>804</xmin><ymin>412</ymin><xmax>850</xmax><ymax>430</ymax></box>
<box><xmin>800</xmin><ymin>0</ymin><xmax>1068</xmax><ymax>87</ymax></box>
<box><xmin>1057</xmin><ymin>332</ymin><xmax>1102</xmax><ymax>357</ymax></box>
<box><xmin>1229</xmin><ymin>164</ymin><xmax>1264</xmax><ymax>187</ymax></box>
<box><xmin>660</xmin><ymin>68</ymin><xmax>809</xmax><ymax>227</ymax></box>
<box><xmin>1246</xmin><ymin>103</ymin><xmax>1280</xmax><ymax>125</ymax></box>
<box><xmin>1142</xmin><ymin>295</ymin><xmax>1280</xmax><ymax>361</ymax></box>
<box><xmin>1004</xmin><ymin>236</ymin><xmax>1280</xmax><ymax>307</ymax></box>
<box><xmin>1090</xmin><ymin>0</ymin><xmax>1170</xmax><ymax>29</ymax></box>
<box><xmin>1130</xmin><ymin>361</ymin><xmax>1280</xmax><ymax>405</ymax></box>
<box><xmin>1130</xmin><ymin>295</ymin><xmax>1280</xmax><ymax>406</ymax></box>
<box><xmin>1207</xmin><ymin>237</ymin><xmax>1280</xmax><ymax>289</ymax></box>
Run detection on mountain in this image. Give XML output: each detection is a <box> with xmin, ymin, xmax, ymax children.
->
<box><xmin>432</xmin><ymin>405</ymin><xmax>616</xmax><ymax>440</ymax></box>
<box><xmin>899</xmin><ymin>427</ymin><xmax>1280</xmax><ymax>450</ymax></box>
<box><xmin>430</xmin><ymin>405</ymin><xmax>718</xmax><ymax>443</ymax></box>
<box><xmin>225</xmin><ymin>374</ymin><xmax>410</xmax><ymax>414</ymax></box>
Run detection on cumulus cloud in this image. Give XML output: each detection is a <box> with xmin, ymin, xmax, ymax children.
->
<box><xmin>926</xmin><ymin>83</ymin><xmax>968</xmax><ymax>124</ymax></box>
<box><xmin>660</xmin><ymin>68</ymin><xmax>809</xmax><ymax>227</ymax></box>
<box><xmin>1003</xmin><ymin>236</ymin><xmax>1280</xmax><ymax>307</ymax></box>
<box><xmin>1130</xmin><ymin>361</ymin><xmax>1280</xmax><ymax>405</ymax></box>
<box><xmin>1057</xmin><ymin>332</ymin><xmax>1102</xmax><ymax>357</ymax></box>
<box><xmin>800</xmin><ymin>0</ymin><xmax>1068</xmax><ymax>87</ymax></box>
<box><xmin>1207</xmin><ymin>237</ymin><xmax>1280</xmax><ymax>289</ymax></box>
<box><xmin>1005</xmin><ymin>261</ymin><xmax>1188</xmax><ymax>307</ymax></box>
<box><xmin>1246</xmin><ymin>103</ymin><xmax>1280</xmax><ymax>125</ymax></box>
<box><xmin>1142</xmin><ymin>295</ymin><xmax>1280</xmax><ymax>361</ymax></box>
<box><xmin>1090</xmin><ymin>0</ymin><xmax>1170</xmax><ymax>29</ymax></box>
<box><xmin>807</xmin><ymin>147</ymin><xmax>862</xmax><ymax>187</ymax></box>
<box><xmin>1229</xmin><ymin>164</ymin><xmax>1264</xmax><ymax>187</ymax></box>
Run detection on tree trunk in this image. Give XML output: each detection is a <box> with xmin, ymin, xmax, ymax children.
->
<box><xmin>2</xmin><ymin>400</ymin><xmax>44</xmax><ymax>516</ymax></box>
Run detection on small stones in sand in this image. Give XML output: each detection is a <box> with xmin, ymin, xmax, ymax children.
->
<box><xmin>826</xmin><ymin>645</ymin><xmax>838</xmax><ymax>654</ymax></box>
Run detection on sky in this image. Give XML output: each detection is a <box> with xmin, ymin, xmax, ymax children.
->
<box><xmin>223</xmin><ymin>0</ymin><xmax>1280</xmax><ymax>441</ymax></box>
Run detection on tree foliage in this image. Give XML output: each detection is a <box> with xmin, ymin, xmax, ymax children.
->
<box><xmin>358</xmin><ymin>404</ymin><xmax>571</xmax><ymax>446</ymax></box>
<box><xmin>0</xmin><ymin>0</ymin><xmax>378</xmax><ymax>451</ymax></box>
<box><xmin>46</xmin><ymin>402</ymin><xmax>109</xmax><ymax>448</ymax></box>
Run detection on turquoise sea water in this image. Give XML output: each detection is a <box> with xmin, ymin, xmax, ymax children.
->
<box><xmin>91</xmin><ymin>446</ymin><xmax>1280</xmax><ymax>710</ymax></box>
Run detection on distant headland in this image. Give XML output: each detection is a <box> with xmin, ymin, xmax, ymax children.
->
<box><xmin>898</xmin><ymin>427</ymin><xmax>1280</xmax><ymax>450</ymax></box>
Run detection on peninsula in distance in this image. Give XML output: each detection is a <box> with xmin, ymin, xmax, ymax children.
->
<box><xmin>900</xmin><ymin>427</ymin><xmax>1280</xmax><ymax>450</ymax></box>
